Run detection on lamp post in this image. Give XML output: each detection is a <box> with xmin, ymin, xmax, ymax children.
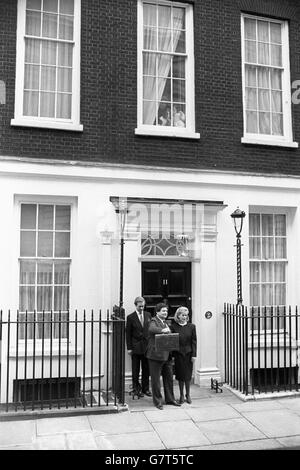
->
<box><xmin>116</xmin><ymin>198</ymin><xmax>128</xmax><ymax>319</ymax></box>
<box><xmin>231</xmin><ymin>208</ymin><xmax>246</xmax><ymax>305</ymax></box>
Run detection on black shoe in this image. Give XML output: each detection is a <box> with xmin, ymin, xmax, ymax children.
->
<box><xmin>186</xmin><ymin>395</ymin><xmax>192</xmax><ymax>404</ymax></box>
<box><xmin>179</xmin><ymin>395</ymin><xmax>185</xmax><ymax>404</ymax></box>
<box><xmin>143</xmin><ymin>390</ymin><xmax>152</xmax><ymax>397</ymax></box>
<box><xmin>155</xmin><ymin>404</ymin><xmax>164</xmax><ymax>410</ymax></box>
<box><xmin>166</xmin><ymin>400</ymin><xmax>181</xmax><ymax>407</ymax></box>
<box><xmin>137</xmin><ymin>391</ymin><xmax>144</xmax><ymax>398</ymax></box>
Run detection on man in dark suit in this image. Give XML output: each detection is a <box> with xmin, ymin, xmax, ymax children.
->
<box><xmin>146</xmin><ymin>302</ymin><xmax>181</xmax><ymax>410</ymax></box>
<box><xmin>126</xmin><ymin>296</ymin><xmax>152</xmax><ymax>397</ymax></box>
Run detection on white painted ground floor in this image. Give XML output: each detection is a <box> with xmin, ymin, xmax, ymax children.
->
<box><xmin>1</xmin><ymin>156</ymin><xmax>300</xmax><ymax>401</ymax></box>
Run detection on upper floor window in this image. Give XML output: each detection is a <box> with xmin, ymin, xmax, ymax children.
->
<box><xmin>135</xmin><ymin>0</ymin><xmax>199</xmax><ymax>139</ymax></box>
<box><xmin>11</xmin><ymin>0</ymin><xmax>82</xmax><ymax>131</ymax></box>
<box><xmin>241</xmin><ymin>15</ymin><xmax>297</xmax><ymax>148</ymax></box>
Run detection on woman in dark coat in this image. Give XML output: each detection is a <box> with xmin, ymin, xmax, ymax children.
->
<box><xmin>171</xmin><ymin>306</ymin><xmax>197</xmax><ymax>404</ymax></box>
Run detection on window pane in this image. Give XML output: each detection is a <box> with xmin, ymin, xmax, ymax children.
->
<box><xmin>250</xmin><ymin>237</ymin><xmax>261</xmax><ymax>258</ymax></box>
<box><xmin>245</xmin><ymin>65</ymin><xmax>257</xmax><ymax>87</ymax></box>
<box><xmin>173</xmin><ymin>104</ymin><xmax>186</xmax><ymax>127</ymax></box>
<box><xmin>244</xmin><ymin>18</ymin><xmax>256</xmax><ymax>40</ymax></box>
<box><xmin>271</xmin><ymin>45</ymin><xmax>282</xmax><ymax>67</ymax></box>
<box><xmin>54</xmin><ymin>261</ymin><xmax>70</xmax><ymax>284</ymax></box>
<box><xmin>37</xmin><ymin>261</ymin><xmax>53</xmax><ymax>284</ymax></box>
<box><xmin>55</xmin><ymin>232</ymin><xmax>70</xmax><ymax>257</ymax></box>
<box><xmin>143</xmin><ymin>76</ymin><xmax>156</xmax><ymax>100</ymax></box>
<box><xmin>42</xmin><ymin>13</ymin><xmax>58</xmax><ymax>38</ymax></box>
<box><xmin>41</xmin><ymin>40</ymin><xmax>57</xmax><ymax>65</ymax></box>
<box><xmin>246</xmin><ymin>88</ymin><xmax>257</xmax><ymax>110</ymax></box>
<box><xmin>274</xmin><ymin>263</ymin><xmax>285</xmax><ymax>282</ymax></box>
<box><xmin>250</xmin><ymin>284</ymin><xmax>260</xmax><ymax>306</ymax></box>
<box><xmin>158</xmin><ymin>102</ymin><xmax>171</xmax><ymax>126</ymax></box>
<box><xmin>37</xmin><ymin>231</ymin><xmax>53</xmax><ymax>257</ymax></box>
<box><xmin>59</xmin><ymin>15</ymin><xmax>74</xmax><ymax>40</ymax></box>
<box><xmin>57</xmin><ymin>68</ymin><xmax>72</xmax><ymax>92</ymax></box>
<box><xmin>174</xmin><ymin>30</ymin><xmax>185</xmax><ymax>53</ymax></box>
<box><xmin>144</xmin><ymin>26</ymin><xmax>157</xmax><ymax>50</ymax></box>
<box><xmin>38</xmin><ymin>205</ymin><xmax>54</xmax><ymax>229</ymax></box>
<box><xmin>274</xmin><ymin>284</ymin><xmax>285</xmax><ymax>305</ymax></box>
<box><xmin>26</xmin><ymin>10</ymin><xmax>41</xmax><ymax>36</ymax></box>
<box><xmin>173</xmin><ymin>7</ymin><xmax>185</xmax><ymax>30</ymax></box>
<box><xmin>55</xmin><ymin>206</ymin><xmax>71</xmax><ymax>230</ymax></box>
<box><xmin>20</xmin><ymin>261</ymin><xmax>36</xmax><ymax>284</ymax></box>
<box><xmin>249</xmin><ymin>214</ymin><xmax>260</xmax><ymax>235</ymax></box>
<box><xmin>143</xmin><ymin>101</ymin><xmax>156</xmax><ymax>125</ymax></box>
<box><xmin>159</xmin><ymin>78</ymin><xmax>171</xmax><ymax>101</ymax></box>
<box><xmin>158</xmin><ymin>28</ymin><xmax>172</xmax><ymax>52</ymax></box>
<box><xmin>158</xmin><ymin>5</ymin><xmax>171</xmax><ymax>28</ymax></box>
<box><xmin>270</xmin><ymin>69</ymin><xmax>282</xmax><ymax>90</ymax></box>
<box><xmin>173</xmin><ymin>56</ymin><xmax>185</xmax><ymax>79</ymax></box>
<box><xmin>257</xmin><ymin>21</ymin><xmax>269</xmax><ymax>42</ymax></box>
<box><xmin>56</xmin><ymin>93</ymin><xmax>72</xmax><ymax>119</ymax></box>
<box><xmin>157</xmin><ymin>54</ymin><xmax>171</xmax><ymax>77</ymax></box>
<box><xmin>143</xmin><ymin>52</ymin><xmax>156</xmax><ymax>76</ymax></box>
<box><xmin>58</xmin><ymin>43</ymin><xmax>73</xmax><ymax>67</ymax></box>
<box><xmin>262</xmin><ymin>214</ymin><xmax>273</xmax><ymax>235</ymax></box>
<box><xmin>20</xmin><ymin>286</ymin><xmax>35</xmax><ymax>311</ymax></box>
<box><xmin>144</xmin><ymin>3</ymin><xmax>156</xmax><ymax>26</ymax></box>
<box><xmin>261</xmin><ymin>262</ymin><xmax>273</xmax><ymax>282</ymax></box>
<box><xmin>272</xmin><ymin>113</ymin><xmax>283</xmax><ymax>136</ymax></box>
<box><xmin>173</xmin><ymin>79</ymin><xmax>185</xmax><ymax>103</ymax></box>
<box><xmin>258</xmin><ymin>89</ymin><xmax>270</xmax><ymax>111</ymax></box>
<box><xmin>275</xmin><ymin>238</ymin><xmax>286</xmax><ymax>258</ymax></box>
<box><xmin>25</xmin><ymin>38</ymin><xmax>40</xmax><ymax>63</ymax></box>
<box><xmin>60</xmin><ymin>0</ymin><xmax>74</xmax><ymax>15</ymax></box>
<box><xmin>259</xmin><ymin>112</ymin><xmax>271</xmax><ymax>134</ymax></box>
<box><xmin>41</xmin><ymin>66</ymin><xmax>56</xmax><ymax>91</ymax></box>
<box><xmin>271</xmin><ymin>91</ymin><xmax>282</xmax><ymax>113</ymax></box>
<box><xmin>262</xmin><ymin>284</ymin><xmax>273</xmax><ymax>305</ymax></box>
<box><xmin>258</xmin><ymin>43</ymin><xmax>269</xmax><ymax>65</ymax></box>
<box><xmin>44</xmin><ymin>0</ymin><xmax>58</xmax><ymax>13</ymax></box>
<box><xmin>21</xmin><ymin>204</ymin><xmax>36</xmax><ymax>229</ymax></box>
<box><xmin>250</xmin><ymin>262</ymin><xmax>260</xmax><ymax>282</ymax></box>
<box><xmin>27</xmin><ymin>0</ymin><xmax>41</xmax><ymax>9</ymax></box>
<box><xmin>37</xmin><ymin>286</ymin><xmax>52</xmax><ymax>311</ymax></box>
<box><xmin>20</xmin><ymin>231</ymin><xmax>36</xmax><ymax>257</ymax></box>
<box><xmin>24</xmin><ymin>90</ymin><xmax>39</xmax><ymax>116</ymax></box>
<box><xmin>40</xmin><ymin>91</ymin><xmax>55</xmax><ymax>117</ymax></box>
<box><xmin>246</xmin><ymin>111</ymin><xmax>258</xmax><ymax>133</ymax></box>
<box><xmin>270</xmin><ymin>23</ymin><xmax>282</xmax><ymax>44</ymax></box>
<box><xmin>245</xmin><ymin>41</ymin><xmax>257</xmax><ymax>63</ymax></box>
<box><xmin>262</xmin><ymin>237</ymin><xmax>274</xmax><ymax>259</ymax></box>
<box><xmin>258</xmin><ymin>68</ymin><xmax>269</xmax><ymax>88</ymax></box>
<box><xmin>24</xmin><ymin>64</ymin><xmax>40</xmax><ymax>90</ymax></box>
<box><xmin>274</xmin><ymin>215</ymin><xmax>286</xmax><ymax>236</ymax></box>
<box><xmin>54</xmin><ymin>286</ymin><xmax>69</xmax><ymax>310</ymax></box>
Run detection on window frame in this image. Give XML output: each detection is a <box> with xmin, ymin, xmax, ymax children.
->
<box><xmin>241</xmin><ymin>14</ymin><xmax>298</xmax><ymax>148</ymax></box>
<box><xmin>135</xmin><ymin>0</ymin><xmax>200</xmax><ymax>139</ymax></box>
<box><xmin>11</xmin><ymin>0</ymin><xmax>83</xmax><ymax>132</ymax></box>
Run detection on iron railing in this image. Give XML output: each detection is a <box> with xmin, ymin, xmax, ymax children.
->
<box><xmin>223</xmin><ymin>304</ymin><xmax>300</xmax><ymax>395</ymax></box>
<box><xmin>0</xmin><ymin>310</ymin><xmax>125</xmax><ymax>413</ymax></box>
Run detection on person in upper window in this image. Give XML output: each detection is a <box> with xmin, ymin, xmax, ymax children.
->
<box><xmin>170</xmin><ymin>306</ymin><xmax>197</xmax><ymax>404</ymax></box>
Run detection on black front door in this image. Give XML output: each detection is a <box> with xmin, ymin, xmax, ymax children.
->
<box><xmin>142</xmin><ymin>262</ymin><xmax>191</xmax><ymax>318</ymax></box>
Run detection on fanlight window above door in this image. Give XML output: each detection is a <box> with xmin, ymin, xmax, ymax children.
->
<box><xmin>141</xmin><ymin>233</ymin><xmax>190</xmax><ymax>257</ymax></box>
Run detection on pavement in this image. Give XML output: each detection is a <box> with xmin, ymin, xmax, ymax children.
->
<box><xmin>2</xmin><ymin>384</ymin><xmax>300</xmax><ymax>450</ymax></box>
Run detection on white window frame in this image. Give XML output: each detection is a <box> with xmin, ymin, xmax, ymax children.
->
<box><xmin>135</xmin><ymin>0</ymin><xmax>200</xmax><ymax>139</ymax></box>
<box><xmin>241</xmin><ymin>14</ymin><xmax>298</xmax><ymax>148</ymax></box>
<box><xmin>11</xmin><ymin>0</ymin><xmax>83</xmax><ymax>132</ymax></box>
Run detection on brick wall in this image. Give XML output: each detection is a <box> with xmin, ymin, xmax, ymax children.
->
<box><xmin>0</xmin><ymin>0</ymin><xmax>300</xmax><ymax>174</ymax></box>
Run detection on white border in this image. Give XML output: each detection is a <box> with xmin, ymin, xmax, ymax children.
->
<box><xmin>11</xmin><ymin>0</ymin><xmax>83</xmax><ymax>132</ymax></box>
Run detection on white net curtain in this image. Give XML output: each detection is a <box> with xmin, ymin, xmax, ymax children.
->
<box><xmin>24</xmin><ymin>0</ymin><xmax>74</xmax><ymax>119</ymax></box>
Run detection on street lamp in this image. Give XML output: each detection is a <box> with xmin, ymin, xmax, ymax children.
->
<box><xmin>231</xmin><ymin>208</ymin><xmax>246</xmax><ymax>305</ymax></box>
<box><xmin>116</xmin><ymin>198</ymin><xmax>128</xmax><ymax>319</ymax></box>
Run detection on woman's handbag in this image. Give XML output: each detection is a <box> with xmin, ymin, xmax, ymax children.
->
<box><xmin>155</xmin><ymin>333</ymin><xmax>179</xmax><ymax>352</ymax></box>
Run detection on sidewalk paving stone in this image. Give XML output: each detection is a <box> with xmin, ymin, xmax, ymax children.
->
<box><xmin>277</xmin><ymin>398</ymin><xmax>300</xmax><ymax>411</ymax></box>
<box><xmin>89</xmin><ymin>411</ymin><xmax>152</xmax><ymax>435</ymax></box>
<box><xmin>144</xmin><ymin>408</ymin><xmax>190</xmax><ymax>423</ymax></box>
<box><xmin>152</xmin><ymin>420</ymin><xmax>210</xmax><ymax>449</ymax></box>
<box><xmin>276</xmin><ymin>435</ymin><xmax>300</xmax><ymax>448</ymax></box>
<box><xmin>0</xmin><ymin>445</ymin><xmax>35</xmax><ymax>450</ymax></box>
<box><xmin>95</xmin><ymin>431</ymin><xmax>165</xmax><ymax>450</ymax></box>
<box><xmin>196</xmin><ymin>417</ymin><xmax>265</xmax><ymax>444</ymax></box>
<box><xmin>66</xmin><ymin>432</ymin><xmax>98</xmax><ymax>450</ymax></box>
<box><xmin>189</xmin><ymin>438</ymin><xmax>283</xmax><ymax>450</ymax></box>
<box><xmin>242</xmin><ymin>409</ymin><xmax>300</xmax><ymax>438</ymax></box>
<box><xmin>231</xmin><ymin>400</ymin><xmax>284</xmax><ymax>413</ymax></box>
<box><xmin>185</xmin><ymin>404</ymin><xmax>241</xmax><ymax>422</ymax></box>
<box><xmin>34</xmin><ymin>435</ymin><xmax>67</xmax><ymax>450</ymax></box>
<box><xmin>36</xmin><ymin>416</ymin><xmax>91</xmax><ymax>436</ymax></box>
<box><xmin>0</xmin><ymin>420</ymin><xmax>35</xmax><ymax>446</ymax></box>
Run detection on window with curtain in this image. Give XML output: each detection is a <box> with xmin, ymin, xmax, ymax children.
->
<box><xmin>12</xmin><ymin>0</ymin><xmax>82</xmax><ymax>130</ymax></box>
<box><xmin>242</xmin><ymin>15</ymin><xmax>293</xmax><ymax>144</ymax></box>
<box><xmin>249</xmin><ymin>213</ymin><xmax>287</xmax><ymax>328</ymax></box>
<box><xmin>137</xmin><ymin>1</ymin><xmax>197</xmax><ymax>136</ymax></box>
<box><xmin>19</xmin><ymin>203</ymin><xmax>71</xmax><ymax>339</ymax></box>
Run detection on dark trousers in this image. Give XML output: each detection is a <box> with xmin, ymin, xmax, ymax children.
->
<box><xmin>148</xmin><ymin>358</ymin><xmax>175</xmax><ymax>406</ymax></box>
<box><xmin>131</xmin><ymin>353</ymin><xmax>150</xmax><ymax>392</ymax></box>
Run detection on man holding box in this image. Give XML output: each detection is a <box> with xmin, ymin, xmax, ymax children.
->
<box><xmin>146</xmin><ymin>302</ymin><xmax>181</xmax><ymax>410</ymax></box>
